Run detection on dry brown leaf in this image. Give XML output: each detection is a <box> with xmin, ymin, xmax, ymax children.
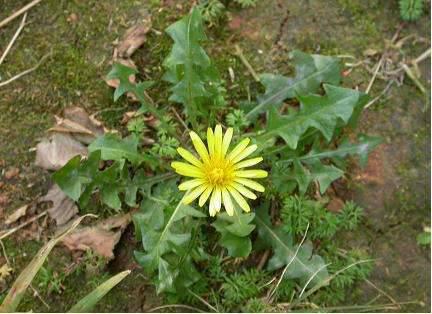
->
<box><xmin>117</xmin><ymin>19</ymin><xmax>152</xmax><ymax>58</ymax></box>
<box><xmin>49</xmin><ymin>107</ymin><xmax>105</xmax><ymax>145</ymax></box>
<box><xmin>39</xmin><ymin>184</ymin><xmax>78</xmax><ymax>226</ymax></box>
<box><xmin>62</xmin><ymin>213</ymin><xmax>131</xmax><ymax>259</ymax></box>
<box><xmin>4</xmin><ymin>167</ymin><xmax>19</xmax><ymax>180</ymax></box>
<box><xmin>0</xmin><ymin>264</ymin><xmax>12</xmax><ymax>281</ymax></box>
<box><xmin>35</xmin><ymin>133</ymin><xmax>87</xmax><ymax>170</ymax></box>
<box><xmin>326</xmin><ymin>197</ymin><xmax>345</xmax><ymax>213</ymax></box>
<box><xmin>5</xmin><ymin>205</ymin><xmax>28</xmax><ymax>225</ymax></box>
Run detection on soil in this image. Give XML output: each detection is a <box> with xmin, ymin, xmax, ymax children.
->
<box><xmin>0</xmin><ymin>0</ymin><xmax>430</xmax><ymax>312</ymax></box>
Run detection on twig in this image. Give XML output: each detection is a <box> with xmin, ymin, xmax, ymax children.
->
<box><xmin>170</xmin><ymin>107</ymin><xmax>189</xmax><ymax>132</ymax></box>
<box><xmin>0</xmin><ymin>13</ymin><xmax>27</xmax><ymax>66</ymax></box>
<box><xmin>0</xmin><ymin>52</ymin><xmax>51</xmax><ymax>87</ymax></box>
<box><xmin>0</xmin><ymin>0</ymin><xmax>42</xmax><ymax>29</ymax></box>
<box><xmin>402</xmin><ymin>63</ymin><xmax>426</xmax><ymax>94</ymax></box>
<box><xmin>29</xmin><ymin>284</ymin><xmax>50</xmax><ymax>309</ymax></box>
<box><xmin>187</xmin><ymin>288</ymin><xmax>218</xmax><ymax>312</ymax></box>
<box><xmin>365</xmin><ymin>57</ymin><xmax>384</xmax><ymax>94</ymax></box>
<box><xmin>257</xmin><ymin>249</ymin><xmax>270</xmax><ymax>270</ymax></box>
<box><xmin>413</xmin><ymin>48</ymin><xmax>431</xmax><ymax>65</ymax></box>
<box><xmin>267</xmin><ymin>223</ymin><xmax>310</xmax><ymax>303</ymax></box>
<box><xmin>147</xmin><ymin>304</ymin><xmax>205</xmax><ymax>313</ymax></box>
<box><xmin>234</xmin><ymin>44</ymin><xmax>260</xmax><ymax>82</ymax></box>
<box><xmin>0</xmin><ymin>210</ymin><xmax>47</xmax><ymax>240</ymax></box>
<box><xmin>364</xmin><ymin>80</ymin><xmax>394</xmax><ymax>109</ymax></box>
<box><xmin>365</xmin><ymin>279</ymin><xmax>400</xmax><ymax>309</ymax></box>
<box><xmin>0</xmin><ymin>240</ymin><xmax>10</xmax><ymax>265</ymax></box>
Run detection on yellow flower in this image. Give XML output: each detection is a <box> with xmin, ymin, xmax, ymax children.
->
<box><xmin>171</xmin><ymin>125</ymin><xmax>268</xmax><ymax>217</ymax></box>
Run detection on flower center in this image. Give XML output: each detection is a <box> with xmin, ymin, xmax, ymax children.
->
<box><xmin>208</xmin><ymin>168</ymin><xmax>225</xmax><ymax>185</ymax></box>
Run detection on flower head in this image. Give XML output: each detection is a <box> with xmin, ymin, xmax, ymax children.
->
<box><xmin>171</xmin><ymin>125</ymin><xmax>267</xmax><ymax>216</ymax></box>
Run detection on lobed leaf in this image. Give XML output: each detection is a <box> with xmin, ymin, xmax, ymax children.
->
<box><xmin>255</xmin><ymin>206</ymin><xmax>329</xmax><ymax>286</ymax></box>
<box><xmin>262</xmin><ymin>84</ymin><xmax>361</xmax><ymax>149</ymax></box>
<box><xmin>246</xmin><ymin>51</ymin><xmax>341</xmax><ymax>119</ymax></box>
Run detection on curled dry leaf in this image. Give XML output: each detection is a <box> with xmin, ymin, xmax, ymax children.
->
<box><xmin>61</xmin><ymin>213</ymin><xmax>131</xmax><ymax>259</ymax></box>
<box><xmin>4</xmin><ymin>205</ymin><xmax>28</xmax><ymax>225</ymax></box>
<box><xmin>35</xmin><ymin>133</ymin><xmax>87</xmax><ymax>171</ymax></box>
<box><xmin>39</xmin><ymin>184</ymin><xmax>78</xmax><ymax>226</ymax></box>
<box><xmin>49</xmin><ymin>107</ymin><xmax>105</xmax><ymax>145</ymax></box>
<box><xmin>116</xmin><ymin>18</ymin><xmax>152</xmax><ymax>58</ymax></box>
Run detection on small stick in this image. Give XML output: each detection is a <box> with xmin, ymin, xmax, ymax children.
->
<box><xmin>0</xmin><ymin>240</ymin><xmax>10</xmax><ymax>265</ymax></box>
<box><xmin>30</xmin><ymin>284</ymin><xmax>50</xmax><ymax>309</ymax></box>
<box><xmin>413</xmin><ymin>48</ymin><xmax>431</xmax><ymax>65</ymax></box>
<box><xmin>234</xmin><ymin>44</ymin><xmax>260</xmax><ymax>82</ymax></box>
<box><xmin>364</xmin><ymin>81</ymin><xmax>394</xmax><ymax>109</ymax></box>
<box><xmin>0</xmin><ymin>0</ymin><xmax>42</xmax><ymax>29</ymax></box>
<box><xmin>257</xmin><ymin>249</ymin><xmax>270</xmax><ymax>270</ymax></box>
<box><xmin>402</xmin><ymin>63</ymin><xmax>426</xmax><ymax>94</ymax></box>
<box><xmin>170</xmin><ymin>107</ymin><xmax>189</xmax><ymax>132</ymax></box>
<box><xmin>365</xmin><ymin>279</ymin><xmax>400</xmax><ymax>309</ymax></box>
<box><xmin>0</xmin><ymin>13</ymin><xmax>27</xmax><ymax>66</ymax></box>
<box><xmin>365</xmin><ymin>57</ymin><xmax>384</xmax><ymax>94</ymax></box>
<box><xmin>0</xmin><ymin>210</ymin><xmax>47</xmax><ymax>241</ymax></box>
<box><xmin>0</xmin><ymin>52</ymin><xmax>51</xmax><ymax>87</ymax></box>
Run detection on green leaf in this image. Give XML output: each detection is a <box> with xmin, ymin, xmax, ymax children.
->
<box><xmin>53</xmin><ymin>155</ymin><xmax>86</xmax><ymax>201</ymax></box>
<box><xmin>262</xmin><ymin>84</ymin><xmax>361</xmax><ymax>149</ymax></box>
<box><xmin>278</xmin><ymin>134</ymin><xmax>382</xmax><ymax>168</ymax></box>
<box><xmin>246</xmin><ymin>51</ymin><xmax>341</xmax><ymax>119</ymax></box>
<box><xmin>212</xmin><ymin>208</ymin><xmax>255</xmax><ymax>257</ymax></box>
<box><xmin>89</xmin><ymin>134</ymin><xmax>143</xmax><ymax>164</ymax></box>
<box><xmin>106</xmin><ymin>63</ymin><xmax>138</xmax><ymax>102</ymax></box>
<box><xmin>163</xmin><ymin>7</ymin><xmax>225</xmax><ymax>126</ymax></box>
<box><xmin>68</xmin><ymin>270</ymin><xmax>131</xmax><ymax>313</ymax></box>
<box><xmin>255</xmin><ymin>207</ymin><xmax>329</xmax><ymax>286</ymax></box>
<box><xmin>133</xmin><ymin>185</ymin><xmax>205</xmax><ymax>293</ymax></box>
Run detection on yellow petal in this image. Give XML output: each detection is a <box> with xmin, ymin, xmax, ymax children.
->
<box><xmin>214</xmin><ymin>125</ymin><xmax>223</xmax><ymax>158</ymax></box>
<box><xmin>178</xmin><ymin>179</ymin><xmax>205</xmax><ymax>191</ymax></box>
<box><xmin>222</xmin><ymin>127</ymin><xmax>233</xmax><ymax>157</ymax></box>
<box><xmin>190</xmin><ymin>131</ymin><xmax>210</xmax><ymax>163</ymax></box>
<box><xmin>171</xmin><ymin>162</ymin><xmax>204</xmax><ymax>178</ymax></box>
<box><xmin>231</xmin><ymin>144</ymin><xmax>257</xmax><ymax>164</ymax></box>
<box><xmin>221</xmin><ymin>188</ymin><xmax>234</xmax><ymax>216</ymax></box>
<box><xmin>233</xmin><ymin>157</ymin><xmax>263</xmax><ymax>169</ymax></box>
<box><xmin>234</xmin><ymin>169</ymin><xmax>268</xmax><ymax>178</ymax></box>
<box><xmin>207</xmin><ymin>128</ymin><xmax>215</xmax><ymax>156</ymax></box>
<box><xmin>230</xmin><ymin>182</ymin><xmax>257</xmax><ymax>200</ymax></box>
<box><xmin>177</xmin><ymin>147</ymin><xmax>203</xmax><ymax>168</ymax></box>
<box><xmin>227</xmin><ymin>138</ymin><xmax>250</xmax><ymax>162</ymax></box>
<box><xmin>234</xmin><ymin>178</ymin><xmax>265</xmax><ymax>192</ymax></box>
<box><xmin>209</xmin><ymin>188</ymin><xmax>221</xmax><ymax>216</ymax></box>
<box><xmin>183</xmin><ymin>185</ymin><xmax>207</xmax><ymax>204</ymax></box>
<box><xmin>227</xmin><ymin>186</ymin><xmax>250</xmax><ymax>212</ymax></box>
<box><xmin>199</xmin><ymin>185</ymin><xmax>213</xmax><ymax>207</ymax></box>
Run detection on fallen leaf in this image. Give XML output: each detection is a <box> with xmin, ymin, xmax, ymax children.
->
<box><xmin>35</xmin><ymin>133</ymin><xmax>87</xmax><ymax>170</ymax></box>
<box><xmin>39</xmin><ymin>184</ymin><xmax>78</xmax><ymax>226</ymax></box>
<box><xmin>117</xmin><ymin>19</ymin><xmax>152</xmax><ymax>58</ymax></box>
<box><xmin>0</xmin><ymin>264</ymin><xmax>12</xmax><ymax>281</ymax></box>
<box><xmin>67</xmin><ymin>13</ymin><xmax>78</xmax><ymax>23</ymax></box>
<box><xmin>49</xmin><ymin>107</ymin><xmax>105</xmax><ymax>144</ymax></box>
<box><xmin>363</xmin><ymin>48</ymin><xmax>379</xmax><ymax>57</ymax></box>
<box><xmin>5</xmin><ymin>205</ymin><xmax>28</xmax><ymax>225</ymax></box>
<box><xmin>0</xmin><ymin>194</ymin><xmax>8</xmax><ymax>206</ymax></box>
<box><xmin>4</xmin><ymin>167</ymin><xmax>19</xmax><ymax>180</ymax></box>
<box><xmin>62</xmin><ymin>213</ymin><xmax>131</xmax><ymax>259</ymax></box>
<box><xmin>326</xmin><ymin>197</ymin><xmax>345</xmax><ymax>213</ymax></box>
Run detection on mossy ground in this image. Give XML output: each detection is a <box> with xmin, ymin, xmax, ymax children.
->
<box><xmin>0</xmin><ymin>0</ymin><xmax>430</xmax><ymax>312</ymax></box>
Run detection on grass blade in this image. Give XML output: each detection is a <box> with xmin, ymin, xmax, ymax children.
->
<box><xmin>68</xmin><ymin>270</ymin><xmax>131</xmax><ymax>313</ymax></box>
<box><xmin>0</xmin><ymin>214</ymin><xmax>95</xmax><ymax>312</ymax></box>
